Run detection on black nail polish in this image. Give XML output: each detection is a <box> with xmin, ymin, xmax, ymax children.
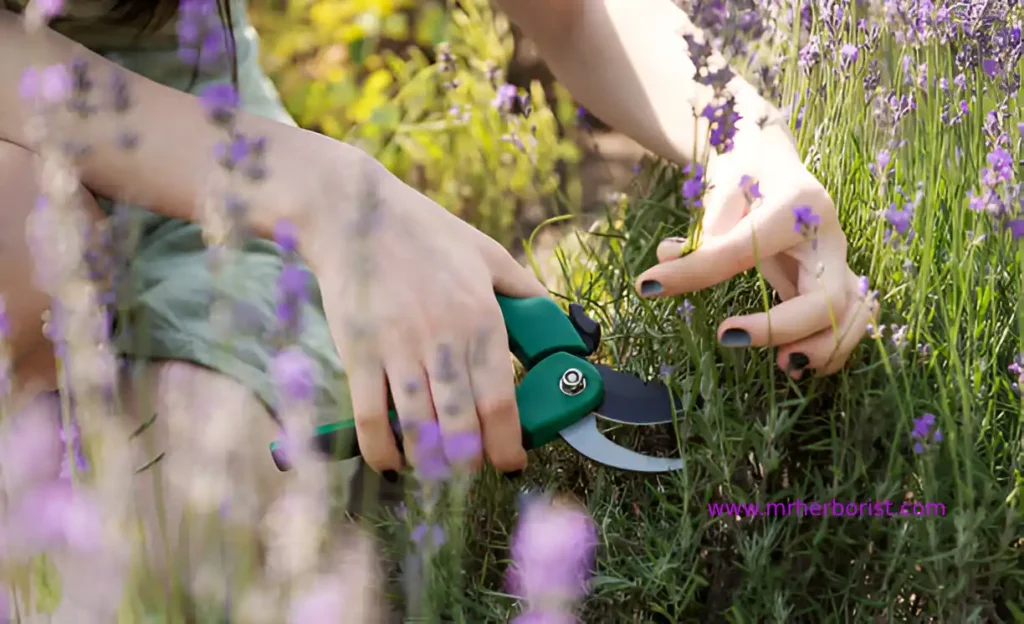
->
<box><xmin>640</xmin><ymin>280</ymin><xmax>663</xmax><ymax>296</ymax></box>
<box><xmin>503</xmin><ymin>470</ymin><xmax>523</xmax><ymax>481</ymax></box>
<box><xmin>788</xmin><ymin>352</ymin><xmax>810</xmax><ymax>371</ymax></box>
<box><xmin>719</xmin><ymin>328</ymin><xmax>751</xmax><ymax>347</ymax></box>
<box><xmin>382</xmin><ymin>470</ymin><xmax>399</xmax><ymax>483</ymax></box>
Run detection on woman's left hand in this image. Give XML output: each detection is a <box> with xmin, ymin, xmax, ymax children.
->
<box><xmin>634</xmin><ymin>124</ymin><xmax>879</xmax><ymax>379</ymax></box>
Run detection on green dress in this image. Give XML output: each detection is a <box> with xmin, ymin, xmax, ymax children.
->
<box><xmin>9</xmin><ymin>0</ymin><xmax>396</xmax><ymax>512</ymax></box>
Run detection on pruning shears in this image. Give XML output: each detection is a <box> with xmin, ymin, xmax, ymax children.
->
<box><xmin>270</xmin><ymin>295</ymin><xmax>685</xmax><ymax>473</ymax></box>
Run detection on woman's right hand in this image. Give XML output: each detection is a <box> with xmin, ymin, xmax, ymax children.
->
<box><xmin>297</xmin><ymin>155</ymin><xmax>548</xmax><ymax>476</ymax></box>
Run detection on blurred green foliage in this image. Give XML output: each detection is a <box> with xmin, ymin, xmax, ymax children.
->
<box><xmin>250</xmin><ymin>0</ymin><xmax>583</xmax><ymax>246</ymax></box>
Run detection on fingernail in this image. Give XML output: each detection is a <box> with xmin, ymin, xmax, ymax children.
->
<box><xmin>719</xmin><ymin>328</ymin><xmax>751</xmax><ymax>347</ymax></box>
<box><xmin>503</xmin><ymin>470</ymin><xmax>523</xmax><ymax>481</ymax></box>
<box><xmin>382</xmin><ymin>470</ymin><xmax>400</xmax><ymax>483</ymax></box>
<box><xmin>664</xmin><ymin>237</ymin><xmax>687</xmax><ymax>244</ymax></box>
<box><xmin>788</xmin><ymin>352</ymin><xmax>810</xmax><ymax>371</ymax></box>
<box><xmin>640</xmin><ymin>280</ymin><xmax>663</xmax><ymax>296</ymax></box>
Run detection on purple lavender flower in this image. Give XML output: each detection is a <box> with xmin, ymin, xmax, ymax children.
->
<box><xmin>19</xmin><ymin>65</ymin><xmax>71</xmax><ymax>104</ymax></box>
<box><xmin>507</xmin><ymin>498</ymin><xmax>597</xmax><ymax>610</ymax></box>
<box><xmin>177</xmin><ymin>0</ymin><xmax>227</xmax><ymax>67</ymax></box>
<box><xmin>0</xmin><ymin>297</ymin><xmax>8</xmax><ymax>338</ymax></box>
<box><xmin>839</xmin><ymin>43</ymin><xmax>859</xmax><ymax>68</ymax></box>
<box><xmin>7</xmin><ymin>480</ymin><xmax>104</xmax><ymax>555</ymax></box>
<box><xmin>677</xmin><ymin>299</ymin><xmax>694</xmax><ymax>325</ymax></box>
<box><xmin>512</xmin><ymin>611</ymin><xmax>576</xmax><ymax>624</ymax></box>
<box><xmin>1009</xmin><ymin>354</ymin><xmax>1024</xmax><ymax>395</ymax></box>
<box><xmin>739</xmin><ymin>174</ymin><xmax>761</xmax><ymax>201</ymax></box>
<box><xmin>792</xmin><ymin>205</ymin><xmax>821</xmax><ymax>248</ymax></box>
<box><xmin>275</xmin><ymin>220</ymin><xmax>300</xmax><ymax>254</ymax></box>
<box><xmin>700</xmin><ymin>101</ymin><xmax>741</xmax><ymax>154</ymax></box>
<box><xmin>883</xmin><ymin>202</ymin><xmax>915</xmax><ymax>246</ymax></box>
<box><xmin>492</xmin><ymin>83</ymin><xmax>518</xmax><ymax>112</ymax></box>
<box><xmin>1007</xmin><ymin>220</ymin><xmax>1024</xmax><ymax>241</ymax></box>
<box><xmin>411</xmin><ymin>523</ymin><xmax>446</xmax><ymax>547</ymax></box>
<box><xmin>59</xmin><ymin>416</ymin><xmax>89</xmax><ymax>479</ymax></box>
<box><xmin>199</xmin><ymin>83</ymin><xmax>239</xmax><ymax>126</ymax></box>
<box><xmin>442</xmin><ymin>430</ymin><xmax>482</xmax><ymax>464</ymax></box>
<box><xmin>681</xmin><ymin>164</ymin><xmax>704</xmax><ymax>207</ymax></box>
<box><xmin>270</xmin><ymin>347</ymin><xmax>318</xmax><ymax>403</ymax></box>
<box><xmin>411</xmin><ymin>420</ymin><xmax>451</xmax><ymax>481</ymax></box>
<box><xmin>911</xmin><ymin>413</ymin><xmax>943</xmax><ymax>454</ymax></box>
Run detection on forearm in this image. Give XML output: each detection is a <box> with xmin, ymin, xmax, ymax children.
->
<box><xmin>0</xmin><ymin>10</ymin><xmax>367</xmax><ymax>239</ymax></box>
<box><xmin>497</xmin><ymin>0</ymin><xmax>795</xmax><ymax>167</ymax></box>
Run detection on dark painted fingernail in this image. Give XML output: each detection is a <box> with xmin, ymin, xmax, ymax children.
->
<box><xmin>382</xmin><ymin>470</ymin><xmax>400</xmax><ymax>483</ymax></box>
<box><xmin>640</xmin><ymin>280</ymin><xmax>663</xmax><ymax>296</ymax></box>
<box><xmin>503</xmin><ymin>470</ymin><xmax>523</xmax><ymax>481</ymax></box>
<box><xmin>788</xmin><ymin>352</ymin><xmax>810</xmax><ymax>371</ymax></box>
<box><xmin>719</xmin><ymin>328</ymin><xmax>751</xmax><ymax>347</ymax></box>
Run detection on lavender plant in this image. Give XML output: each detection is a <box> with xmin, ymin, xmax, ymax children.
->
<box><xmin>483</xmin><ymin>0</ymin><xmax>1024</xmax><ymax>620</ymax></box>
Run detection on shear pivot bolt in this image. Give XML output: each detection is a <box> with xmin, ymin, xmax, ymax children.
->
<box><xmin>559</xmin><ymin>368</ymin><xmax>586</xmax><ymax>396</ymax></box>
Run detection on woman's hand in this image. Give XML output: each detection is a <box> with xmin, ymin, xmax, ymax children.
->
<box><xmin>298</xmin><ymin>155</ymin><xmax>547</xmax><ymax>475</ymax></box>
<box><xmin>635</xmin><ymin>123</ymin><xmax>879</xmax><ymax>378</ymax></box>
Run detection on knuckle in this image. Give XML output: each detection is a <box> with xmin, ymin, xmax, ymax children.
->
<box><xmin>353</xmin><ymin>405</ymin><xmax>385</xmax><ymax>427</ymax></box>
<box><xmin>476</xmin><ymin>393</ymin><xmax>517</xmax><ymax>424</ymax></box>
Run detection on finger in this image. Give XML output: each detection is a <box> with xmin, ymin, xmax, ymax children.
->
<box><xmin>658</xmin><ymin>238</ymin><xmax>799</xmax><ymax>300</ymax></box>
<box><xmin>717</xmin><ymin>260</ymin><xmax>847</xmax><ymax>347</ymax></box>
<box><xmin>348</xmin><ymin>364</ymin><xmax>403</xmax><ymax>472</ymax></box>
<box><xmin>481</xmin><ymin>239</ymin><xmax>548</xmax><ymax>298</ymax></box>
<box><xmin>758</xmin><ymin>256</ymin><xmax>798</xmax><ymax>301</ymax></box>
<box><xmin>636</xmin><ymin>187</ymin><xmax>822</xmax><ymax>296</ymax></box>
<box><xmin>426</xmin><ymin>342</ymin><xmax>484</xmax><ymax>471</ymax></box>
<box><xmin>467</xmin><ymin>320</ymin><xmax>527</xmax><ymax>473</ymax></box>
<box><xmin>382</xmin><ymin>358</ymin><xmax>434</xmax><ymax>468</ymax></box>
<box><xmin>701</xmin><ymin>173</ymin><xmax>751</xmax><ymax>236</ymax></box>
<box><xmin>778</xmin><ymin>292</ymin><xmax>879</xmax><ymax>378</ymax></box>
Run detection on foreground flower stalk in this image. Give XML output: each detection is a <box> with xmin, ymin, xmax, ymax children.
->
<box><xmin>507</xmin><ymin>497</ymin><xmax>598</xmax><ymax>622</ymax></box>
<box><xmin>7</xmin><ymin>1</ymin><xmax>133</xmax><ymax>620</ymax></box>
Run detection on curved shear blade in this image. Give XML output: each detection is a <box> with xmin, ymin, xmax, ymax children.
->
<box><xmin>559</xmin><ymin>414</ymin><xmax>683</xmax><ymax>473</ymax></box>
<box><xmin>593</xmin><ymin>364</ymin><xmax>692</xmax><ymax>426</ymax></box>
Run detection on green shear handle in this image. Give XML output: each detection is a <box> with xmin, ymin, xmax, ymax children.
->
<box><xmin>270</xmin><ymin>296</ymin><xmax>607</xmax><ymax>471</ymax></box>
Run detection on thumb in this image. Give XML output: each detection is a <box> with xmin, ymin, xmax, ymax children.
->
<box><xmin>484</xmin><ymin>243</ymin><xmax>549</xmax><ymax>298</ymax></box>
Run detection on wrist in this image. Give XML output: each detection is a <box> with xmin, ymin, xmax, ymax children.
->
<box><xmin>287</xmin><ymin>139</ymin><xmax>385</xmax><ymax>273</ymax></box>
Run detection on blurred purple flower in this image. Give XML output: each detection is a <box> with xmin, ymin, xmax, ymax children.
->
<box><xmin>681</xmin><ymin>164</ymin><xmax>704</xmax><ymax>207</ymax></box>
<box><xmin>792</xmin><ymin>205</ymin><xmax>820</xmax><ymax>248</ymax></box>
<box><xmin>199</xmin><ymin>83</ymin><xmax>239</xmax><ymax>125</ymax></box>
<box><xmin>410</xmin><ymin>523</ymin><xmax>446</xmax><ymax>547</ymax></box>
<box><xmin>19</xmin><ymin>65</ymin><xmax>71</xmax><ymax>104</ymax></box>
<box><xmin>287</xmin><ymin>576</ymin><xmax>345</xmax><ymax>624</ymax></box>
<box><xmin>177</xmin><ymin>0</ymin><xmax>226</xmax><ymax>66</ymax></box>
<box><xmin>270</xmin><ymin>347</ymin><xmax>318</xmax><ymax>403</ymax></box>
<box><xmin>512</xmin><ymin>611</ymin><xmax>577</xmax><ymax>624</ymax></box>
<box><xmin>0</xmin><ymin>297</ymin><xmax>8</xmax><ymax>338</ymax></box>
<box><xmin>5</xmin><ymin>480</ymin><xmax>104</xmax><ymax>556</ymax></box>
<box><xmin>492</xmin><ymin>83</ymin><xmax>518</xmax><ymax>112</ymax></box>
<box><xmin>677</xmin><ymin>299</ymin><xmax>694</xmax><ymax>325</ymax></box>
<box><xmin>275</xmin><ymin>220</ymin><xmax>300</xmax><ymax>254</ymax></box>
<box><xmin>911</xmin><ymin>413</ymin><xmax>943</xmax><ymax>454</ymax></box>
<box><xmin>442</xmin><ymin>430</ymin><xmax>482</xmax><ymax>464</ymax></box>
<box><xmin>507</xmin><ymin>498</ymin><xmax>597</xmax><ymax>607</ymax></box>
<box><xmin>739</xmin><ymin>174</ymin><xmax>761</xmax><ymax>201</ymax></box>
<box><xmin>411</xmin><ymin>420</ymin><xmax>451</xmax><ymax>481</ymax></box>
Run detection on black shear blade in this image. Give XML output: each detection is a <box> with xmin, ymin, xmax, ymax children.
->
<box><xmin>593</xmin><ymin>364</ymin><xmax>687</xmax><ymax>426</ymax></box>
